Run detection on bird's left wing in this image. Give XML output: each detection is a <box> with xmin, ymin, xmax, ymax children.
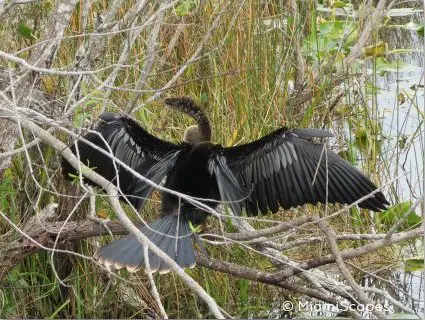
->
<box><xmin>209</xmin><ymin>128</ymin><xmax>389</xmax><ymax>216</ymax></box>
<box><xmin>63</xmin><ymin>113</ymin><xmax>186</xmax><ymax>209</ymax></box>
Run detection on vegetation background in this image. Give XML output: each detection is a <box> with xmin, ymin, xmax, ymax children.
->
<box><xmin>0</xmin><ymin>0</ymin><xmax>423</xmax><ymax>318</ymax></box>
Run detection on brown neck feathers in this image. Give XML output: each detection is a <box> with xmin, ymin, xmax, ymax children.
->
<box><xmin>164</xmin><ymin>97</ymin><xmax>212</xmax><ymax>142</ymax></box>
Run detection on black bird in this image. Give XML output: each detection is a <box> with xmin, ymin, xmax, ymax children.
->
<box><xmin>62</xmin><ymin>97</ymin><xmax>389</xmax><ymax>273</ymax></box>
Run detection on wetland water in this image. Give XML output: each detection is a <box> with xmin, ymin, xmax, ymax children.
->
<box><xmin>371</xmin><ymin>10</ymin><xmax>424</xmax><ymax>318</ymax></box>
<box><xmin>378</xmin><ymin>11</ymin><xmax>424</xmax><ymax>207</ymax></box>
<box><xmin>289</xmin><ymin>7</ymin><xmax>424</xmax><ymax>319</ymax></box>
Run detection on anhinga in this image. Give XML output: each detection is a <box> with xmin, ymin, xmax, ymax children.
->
<box><xmin>62</xmin><ymin>97</ymin><xmax>389</xmax><ymax>273</ymax></box>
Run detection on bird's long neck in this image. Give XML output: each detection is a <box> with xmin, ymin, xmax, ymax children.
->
<box><xmin>164</xmin><ymin>97</ymin><xmax>212</xmax><ymax>142</ymax></box>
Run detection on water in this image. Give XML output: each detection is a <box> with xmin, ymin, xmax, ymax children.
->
<box><xmin>376</xmin><ymin>11</ymin><xmax>424</xmax><ymax>206</ymax></box>
<box><xmin>310</xmin><ymin>7</ymin><xmax>425</xmax><ymax>319</ymax></box>
<box><xmin>284</xmin><ymin>5</ymin><xmax>423</xmax><ymax>319</ymax></box>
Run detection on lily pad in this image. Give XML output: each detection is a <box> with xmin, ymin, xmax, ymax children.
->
<box><xmin>363</xmin><ymin>41</ymin><xmax>388</xmax><ymax>58</ymax></box>
<box><xmin>404</xmin><ymin>258</ymin><xmax>424</xmax><ymax>272</ymax></box>
<box><xmin>374</xmin><ymin>57</ymin><xmax>422</xmax><ymax>74</ymax></box>
<box><xmin>376</xmin><ymin>201</ymin><xmax>422</xmax><ymax>232</ymax></box>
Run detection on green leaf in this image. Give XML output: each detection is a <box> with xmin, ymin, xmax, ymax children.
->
<box><xmin>417</xmin><ymin>25</ymin><xmax>424</xmax><ymax>37</ymax></box>
<box><xmin>374</xmin><ymin>57</ymin><xmax>421</xmax><ymax>73</ymax></box>
<box><xmin>363</xmin><ymin>41</ymin><xmax>388</xmax><ymax>57</ymax></box>
<box><xmin>376</xmin><ymin>202</ymin><xmax>422</xmax><ymax>232</ymax></box>
<box><xmin>189</xmin><ymin>220</ymin><xmax>202</xmax><ymax>232</ymax></box>
<box><xmin>174</xmin><ymin>0</ymin><xmax>199</xmax><ymax>17</ymax></box>
<box><xmin>365</xmin><ymin>81</ymin><xmax>383</xmax><ymax>94</ymax></box>
<box><xmin>404</xmin><ymin>258</ymin><xmax>424</xmax><ymax>272</ymax></box>
<box><xmin>238</xmin><ymin>278</ymin><xmax>249</xmax><ymax>307</ymax></box>
<box><xmin>73</xmin><ymin>111</ymin><xmax>94</xmax><ymax>128</ymax></box>
<box><xmin>17</xmin><ymin>21</ymin><xmax>34</xmax><ymax>40</ymax></box>
<box><xmin>305</xmin><ymin>19</ymin><xmax>358</xmax><ymax>59</ymax></box>
<box><xmin>398</xmin><ymin>134</ymin><xmax>408</xmax><ymax>150</ymax></box>
<box><xmin>332</xmin><ymin>0</ymin><xmax>347</xmax><ymax>8</ymax></box>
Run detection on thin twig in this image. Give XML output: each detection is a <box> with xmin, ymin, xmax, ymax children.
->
<box><xmin>11</xmin><ymin>114</ymin><xmax>224</xmax><ymax>319</ymax></box>
<box><xmin>315</xmin><ymin>218</ymin><xmax>388</xmax><ymax>319</ymax></box>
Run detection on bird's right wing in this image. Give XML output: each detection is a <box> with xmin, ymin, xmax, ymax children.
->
<box><xmin>209</xmin><ymin>128</ymin><xmax>389</xmax><ymax>216</ymax></box>
<box><xmin>62</xmin><ymin>113</ymin><xmax>186</xmax><ymax>209</ymax></box>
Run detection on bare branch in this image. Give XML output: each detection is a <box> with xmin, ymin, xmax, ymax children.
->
<box><xmin>315</xmin><ymin>218</ymin><xmax>387</xmax><ymax>319</ymax></box>
<box><xmin>4</xmin><ymin>114</ymin><xmax>224</xmax><ymax>319</ymax></box>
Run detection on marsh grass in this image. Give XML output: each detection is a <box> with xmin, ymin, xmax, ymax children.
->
<box><xmin>0</xmin><ymin>0</ymin><xmax>423</xmax><ymax>318</ymax></box>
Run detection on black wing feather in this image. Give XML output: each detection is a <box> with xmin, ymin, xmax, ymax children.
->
<box><xmin>62</xmin><ymin>113</ymin><xmax>185</xmax><ymax>209</ymax></box>
<box><xmin>209</xmin><ymin>128</ymin><xmax>389</xmax><ymax>215</ymax></box>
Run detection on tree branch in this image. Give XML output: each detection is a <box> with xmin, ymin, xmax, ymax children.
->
<box><xmin>2</xmin><ymin>114</ymin><xmax>224</xmax><ymax>319</ymax></box>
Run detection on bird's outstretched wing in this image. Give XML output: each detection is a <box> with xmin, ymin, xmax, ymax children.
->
<box><xmin>62</xmin><ymin>113</ymin><xmax>186</xmax><ymax>209</ymax></box>
<box><xmin>209</xmin><ymin>128</ymin><xmax>389</xmax><ymax>215</ymax></box>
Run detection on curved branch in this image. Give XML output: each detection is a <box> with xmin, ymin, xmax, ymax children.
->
<box><xmin>4</xmin><ymin>115</ymin><xmax>224</xmax><ymax>319</ymax></box>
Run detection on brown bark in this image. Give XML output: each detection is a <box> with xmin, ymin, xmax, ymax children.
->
<box><xmin>1</xmin><ymin>212</ymin><xmax>422</xmax><ymax>285</ymax></box>
<box><xmin>0</xmin><ymin>217</ymin><xmax>125</xmax><ymax>281</ymax></box>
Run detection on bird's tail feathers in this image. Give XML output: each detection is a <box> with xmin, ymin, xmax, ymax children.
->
<box><xmin>95</xmin><ymin>215</ymin><xmax>195</xmax><ymax>274</ymax></box>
